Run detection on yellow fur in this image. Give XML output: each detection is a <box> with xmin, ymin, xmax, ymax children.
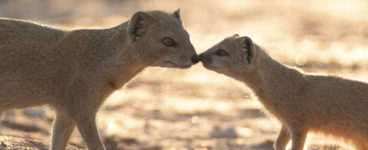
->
<box><xmin>0</xmin><ymin>10</ymin><xmax>198</xmax><ymax>150</ymax></box>
<box><xmin>200</xmin><ymin>35</ymin><xmax>368</xmax><ymax>150</ymax></box>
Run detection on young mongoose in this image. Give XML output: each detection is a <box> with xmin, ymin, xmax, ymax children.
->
<box><xmin>199</xmin><ymin>34</ymin><xmax>368</xmax><ymax>150</ymax></box>
<box><xmin>0</xmin><ymin>10</ymin><xmax>199</xmax><ymax>150</ymax></box>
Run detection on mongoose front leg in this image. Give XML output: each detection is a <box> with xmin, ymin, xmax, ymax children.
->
<box><xmin>50</xmin><ymin>112</ymin><xmax>75</xmax><ymax>150</ymax></box>
<box><xmin>290</xmin><ymin>128</ymin><xmax>307</xmax><ymax>150</ymax></box>
<box><xmin>274</xmin><ymin>125</ymin><xmax>291</xmax><ymax>150</ymax></box>
<box><xmin>74</xmin><ymin>113</ymin><xmax>105</xmax><ymax>150</ymax></box>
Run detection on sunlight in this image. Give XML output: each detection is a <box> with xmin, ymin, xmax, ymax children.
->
<box><xmin>1</xmin><ymin>0</ymin><xmax>367</xmax><ymax>149</ymax></box>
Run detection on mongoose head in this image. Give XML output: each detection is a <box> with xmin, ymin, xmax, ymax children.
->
<box><xmin>127</xmin><ymin>9</ymin><xmax>199</xmax><ymax>68</ymax></box>
<box><xmin>199</xmin><ymin>34</ymin><xmax>257</xmax><ymax>77</ymax></box>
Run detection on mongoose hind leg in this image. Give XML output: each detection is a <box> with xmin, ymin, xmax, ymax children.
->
<box><xmin>274</xmin><ymin>125</ymin><xmax>291</xmax><ymax>150</ymax></box>
<box><xmin>50</xmin><ymin>111</ymin><xmax>75</xmax><ymax>150</ymax></box>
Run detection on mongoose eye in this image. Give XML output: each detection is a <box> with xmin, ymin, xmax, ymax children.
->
<box><xmin>162</xmin><ymin>37</ymin><xmax>177</xmax><ymax>47</ymax></box>
<box><xmin>215</xmin><ymin>49</ymin><xmax>229</xmax><ymax>57</ymax></box>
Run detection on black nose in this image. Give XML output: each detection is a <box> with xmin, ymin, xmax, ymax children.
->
<box><xmin>199</xmin><ymin>53</ymin><xmax>204</xmax><ymax>61</ymax></box>
<box><xmin>191</xmin><ymin>55</ymin><xmax>200</xmax><ymax>64</ymax></box>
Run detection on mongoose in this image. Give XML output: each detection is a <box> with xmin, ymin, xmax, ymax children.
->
<box><xmin>199</xmin><ymin>34</ymin><xmax>368</xmax><ymax>150</ymax></box>
<box><xmin>0</xmin><ymin>10</ymin><xmax>199</xmax><ymax>150</ymax></box>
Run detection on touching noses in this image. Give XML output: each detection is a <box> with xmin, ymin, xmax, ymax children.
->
<box><xmin>199</xmin><ymin>53</ymin><xmax>204</xmax><ymax>61</ymax></box>
<box><xmin>191</xmin><ymin>54</ymin><xmax>200</xmax><ymax>64</ymax></box>
<box><xmin>198</xmin><ymin>53</ymin><xmax>210</xmax><ymax>64</ymax></box>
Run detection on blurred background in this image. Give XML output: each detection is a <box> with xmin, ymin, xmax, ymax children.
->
<box><xmin>1</xmin><ymin>0</ymin><xmax>368</xmax><ymax>149</ymax></box>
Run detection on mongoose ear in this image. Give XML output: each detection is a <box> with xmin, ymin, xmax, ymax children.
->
<box><xmin>238</xmin><ymin>36</ymin><xmax>255</xmax><ymax>64</ymax></box>
<box><xmin>173</xmin><ymin>9</ymin><xmax>182</xmax><ymax>22</ymax></box>
<box><xmin>233</xmin><ymin>33</ymin><xmax>240</xmax><ymax>37</ymax></box>
<box><xmin>128</xmin><ymin>11</ymin><xmax>158</xmax><ymax>43</ymax></box>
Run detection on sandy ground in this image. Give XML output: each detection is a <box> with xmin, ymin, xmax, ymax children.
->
<box><xmin>1</xmin><ymin>0</ymin><xmax>368</xmax><ymax>149</ymax></box>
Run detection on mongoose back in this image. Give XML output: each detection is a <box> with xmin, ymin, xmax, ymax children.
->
<box><xmin>199</xmin><ymin>35</ymin><xmax>368</xmax><ymax>150</ymax></box>
<box><xmin>0</xmin><ymin>9</ymin><xmax>199</xmax><ymax>150</ymax></box>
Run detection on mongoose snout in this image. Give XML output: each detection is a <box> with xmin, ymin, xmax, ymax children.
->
<box><xmin>198</xmin><ymin>53</ymin><xmax>214</xmax><ymax>69</ymax></box>
<box><xmin>191</xmin><ymin>54</ymin><xmax>200</xmax><ymax>64</ymax></box>
<box><xmin>198</xmin><ymin>53</ymin><xmax>209</xmax><ymax>63</ymax></box>
<box><xmin>199</xmin><ymin>53</ymin><xmax>204</xmax><ymax>60</ymax></box>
